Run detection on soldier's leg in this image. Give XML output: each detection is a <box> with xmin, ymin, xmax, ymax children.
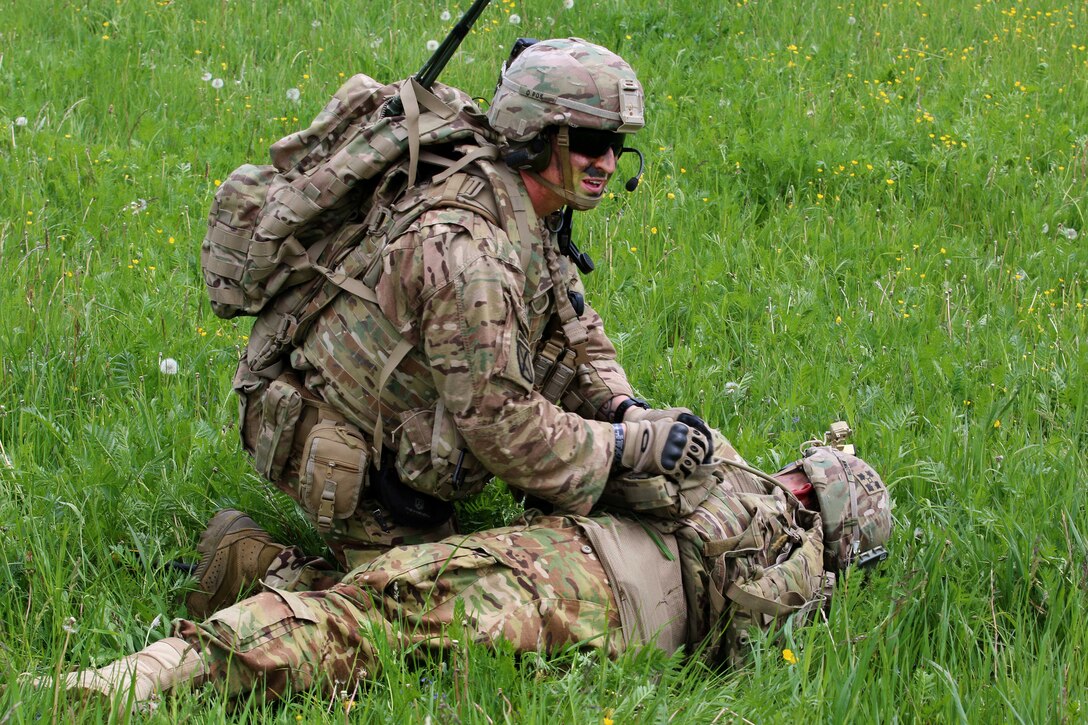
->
<box><xmin>56</xmin><ymin>514</ymin><xmax>620</xmax><ymax>707</ymax></box>
<box><xmin>190</xmin><ymin>515</ymin><xmax>620</xmax><ymax>703</ymax></box>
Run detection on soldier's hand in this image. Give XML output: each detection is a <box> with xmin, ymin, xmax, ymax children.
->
<box><xmin>615</xmin><ymin>418</ymin><xmax>713</xmax><ymax>480</ymax></box>
<box><xmin>623</xmin><ymin>406</ymin><xmax>714</xmax><ymax>460</ymax></box>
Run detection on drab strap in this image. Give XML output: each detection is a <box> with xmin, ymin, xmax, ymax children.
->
<box><xmin>203</xmin><ymin>256</ymin><xmax>244</xmax><ymax>280</ymax></box>
<box><xmin>543</xmin><ymin>241</ymin><xmax>590</xmax><ymax>351</ymax></box>
<box><xmin>317</xmin><ymin>265</ymin><xmax>380</xmax><ymax>305</ymax></box>
<box><xmin>401</xmin><ymin>78</ymin><xmax>457</xmax><ymax>189</ymax></box>
<box><xmin>279</xmin><ymin>184</ymin><xmax>323</xmax><ymax>220</ymax></box>
<box><xmin>207</xmin><ymin>284</ymin><xmax>245</xmax><ymax>306</ymax></box>
<box><xmin>370</xmin><ymin>337</ymin><xmax>414</xmax><ymax>461</ymax></box>
<box><xmin>483</xmin><ymin>159</ymin><xmax>537</xmax><ymax>272</ymax></box>
<box><xmin>431</xmin><ymin>145</ymin><xmax>500</xmax><ymax>185</ymax></box>
<box><xmin>206</xmin><ymin>225</ymin><xmax>250</xmax><ymax>252</ymax></box>
<box><xmin>725</xmin><ymin>581</ymin><xmax>811</xmax><ymax>617</ymax></box>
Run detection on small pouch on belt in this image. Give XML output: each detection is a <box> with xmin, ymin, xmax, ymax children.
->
<box><xmin>252</xmin><ymin>379</ymin><xmax>304</xmax><ymax>481</ymax></box>
<box><xmin>298</xmin><ymin>421</ymin><xmax>369</xmax><ymax>533</ymax></box>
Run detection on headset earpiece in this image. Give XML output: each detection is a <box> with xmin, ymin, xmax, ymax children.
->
<box><xmin>502</xmin><ymin>133</ymin><xmax>552</xmax><ymax>172</ymax></box>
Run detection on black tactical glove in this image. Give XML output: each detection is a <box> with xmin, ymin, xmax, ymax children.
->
<box><xmin>622</xmin><ymin>406</ymin><xmax>714</xmax><ymax>463</ymax></box>
<box><xmin>613</xmin><ymin>418</ymin><xmax>712</xmax><ymax>480</ymax></box>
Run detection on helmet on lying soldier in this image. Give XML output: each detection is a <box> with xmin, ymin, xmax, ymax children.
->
<box><xmin>776</xmin><ymin>448</ymin><xmax>893</xmax><ymax>572</ymax></box>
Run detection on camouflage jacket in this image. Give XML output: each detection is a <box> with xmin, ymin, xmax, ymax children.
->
<box><xmin>291</xmin><ymin>177</ymin><xmax>631</xmax><ymax>514</ymax></box>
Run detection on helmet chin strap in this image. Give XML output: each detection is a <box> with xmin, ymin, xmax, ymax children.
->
<box><xmin>527</xmin><ymin>127</ymin><xmax>603</xmax><ymax>211</ymax></box>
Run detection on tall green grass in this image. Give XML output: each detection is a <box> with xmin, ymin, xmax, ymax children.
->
<box><xmin>2</xmin><ymin>0</ymin><xmax>1085</xmax><ymax>721</ymax></box>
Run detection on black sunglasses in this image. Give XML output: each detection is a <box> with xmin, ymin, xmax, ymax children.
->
<box><xmin>567</xmin><ymin>128</ymin><xmax>626</xmax><ymax>158</ymax></box>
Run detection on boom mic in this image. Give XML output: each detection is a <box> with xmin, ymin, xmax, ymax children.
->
<box><xmin>622</xmin><ymin>146</ymin><xmax>645</xmax><ymax>191</ymax></box>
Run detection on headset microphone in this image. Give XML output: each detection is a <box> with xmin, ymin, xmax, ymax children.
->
<box><xmin>622</xmin><ymin>147</ymin><xmax>645</xmax><ymax>191</ymax></box>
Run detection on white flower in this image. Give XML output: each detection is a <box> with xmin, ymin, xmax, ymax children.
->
<box><xmin>159</xmin><ymin>357</ymin><xmax>179</xmax><ymax>375</ymax></box>
<box><xmin>211</xmin><ymin>78</ymin><xmax>224</xmax><ymax>89</ymax></box>
<box><xmin>311</xmin><ymin>19</ymin><xmax>321</xmax><ymax>28</ymax></box>
<box><xmin>509</xmin><ymin>13</ymin><xmax>521</xmax><ymax>24</ymax></box>
<box><xmin>563</xmin><ymin>0</ymin><xmax>574</xmax><ymax>8</ymax></box>
<box><xmin>15</xmin><ymin>116</ymin><xmax>28</xmax><ymax>127</ymax></box>
<box><xmin>201</xmin><ymin>72</ymin><xmax>212</xmax><ymax>82</ymax></box>
<box><xmin>440</xmin><ymin>10</ymin><xmax>451</xmax><ymax>21</ymax></box>
<box><xmin>286</xmin><ymin>87</ymin><xmax>301</xmax><ymax>102</ymax></box>
<box><xmin>426</xmin><ymin>39</ymin><xmax>440</xmax><ymax>51</ymax></box>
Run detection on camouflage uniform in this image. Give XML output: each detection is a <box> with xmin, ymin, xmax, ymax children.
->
<box><xmin>291</xmin><ymin>196</ymin><xmax>631</xmax><ymax>564</ymax></box>
<box><xmin>177</xmin><ymin>515</ymin><xmax>621</xmax><ymax>699</ymax></box>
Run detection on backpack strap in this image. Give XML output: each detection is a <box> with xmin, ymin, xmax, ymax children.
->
<box><xmin>401</xmin><ymin>78</ymin><xmax>457</xmax><ymax>188</ymax></box>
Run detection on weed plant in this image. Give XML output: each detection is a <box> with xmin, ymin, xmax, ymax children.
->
<box><xmin>1</xmin><ymin>0</ymin><xmax>1086</xmax><ymax>721</ymax></box>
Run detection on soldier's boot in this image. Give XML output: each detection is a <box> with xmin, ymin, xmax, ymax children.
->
<box><xmin>52</xmin><ymin>637</ymin><xmax>206</xmax><ymax>714</ymax></box>
<box><xmin>186</xmin><ymin>509</ymin><xmax>288</xmax><ymax>620</ymax></box>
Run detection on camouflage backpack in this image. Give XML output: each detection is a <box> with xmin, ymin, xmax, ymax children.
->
<box><xmin>200</xmin><ymin>73</ymin><xmax>519</xmax><ymax>376</ymax></box>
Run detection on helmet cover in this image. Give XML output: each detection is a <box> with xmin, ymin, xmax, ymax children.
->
<box><xmin>488</xmin><ymin>37</ymin><xmax>644</xmax><ymax>143</ymax></box>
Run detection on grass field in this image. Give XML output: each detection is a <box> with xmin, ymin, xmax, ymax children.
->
<box><xmin>2</xmin><ymin>0</ymin><xmax>1086</xmax><ymax>721</ymax></box>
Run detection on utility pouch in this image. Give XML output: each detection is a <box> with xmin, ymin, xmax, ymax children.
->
<box><xmin>298</xmin><ymin>421</ymin><xmax>369</xmax><ymax>533</ymax></box>
<box><xmin>599</xmin><ymin>461</ymin><xmax>721</xmax><ymax>520</ymax></box>
<box><xmin>395</xmin><ymin>402</ymin><xmax>487</xmax><ymax>500</ymax></box>
<box><xmin>252</xmin><ymin>379</ymin><xmax>304</xmax><ymax>481</ymax></box>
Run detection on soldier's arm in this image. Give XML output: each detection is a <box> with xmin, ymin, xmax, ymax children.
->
<box><xmin>420</xmin><ymin>242</ymin><xmax>614</xmax><ymax>515</ymax></box>
<box><xmin>576</xmin><ymin>297</ymin><xmax>638</xmax><ymax>418</ymax></box>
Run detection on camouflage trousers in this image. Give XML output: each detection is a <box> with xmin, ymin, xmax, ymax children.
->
<box><xmin>175</xmin><ymin>515</ymin><xmax>622</xmax><ymax>700</ymax></box>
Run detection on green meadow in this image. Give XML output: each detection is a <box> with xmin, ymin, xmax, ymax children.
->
<box><xmin>2</xmin><ymin>0</ymin><xmax>1086</xmax><ymax>721</ymax></box>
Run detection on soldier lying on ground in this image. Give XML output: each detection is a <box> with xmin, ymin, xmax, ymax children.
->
<box><xmin>46</xmin><ymin>434</ymin><xmax>891</xmax><ymax>713</ymax></box>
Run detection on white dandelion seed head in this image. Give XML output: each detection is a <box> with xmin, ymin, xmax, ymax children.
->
<box><xmin>15</xmin><ymin>116</ymin><xmax>28</xmax><ymax>127</ymax></box>
<box><xmin>311</xmin><ymin>19</ymin><xmax>322</xmax><ymax>28</ymax></box>
<box><xmin>1041</xmin><ymin>223</ymin><xmax>1049</xmax><ymax>234</ymax></box>
<box><xmin>286</xmin><ymin>87</ymin><xmax>301</xmax><ymax>102</ymax></box>
<box><xmin>62</xmin><ymin>617</ymin><xmax>78</xmax><ymax>634</ymax></box>
<box><xmin>211</xmin><ymin>78</ymin><xmax>224</xmax><ymax>89</ymax></box>
<box><xmin>201</xmin><ymin>72</ymin><xmax>213</xmax><ymax>82</ymax></box>
<box><xmin>724</xmin><ymin>381</ymin><xmax>740</xmax><ymax>395</ymax></box>
<box><xmin>440</xmin><ymin>10</ymin><xmax>451</xmax><ymax>21</ymax></box>
<box><xmin>426</xmin><ymin>39</ymin><xmax>440</xmax><ymax>51</ymax></box>
<box><xmin>127</xmin><ymin>198</ymin><xmax>148</xmax><ymax>215</ymax></box>
<box><xmin>563</xmin><ymin>0</ymin><xmax>574</xmax><ymax>8</ymax></box>
<box><xmin>847</xmin><ymin>15</ymin><xmax>857</xmax><ymax>25</ymax></box>
<box><xmin>370</xmin><ymin>37</ymin><xmax>383</xmax><ymax>48</ymax></box>
<box><xmin>545</xmin><ymin>15</ymin><xmax>555</xmax><ymax>25</ymax></box>
<box><xmin>1059</xmin><ymin>225</ymin><xmax>1078</xmax><ymax>240</ymax></box>
<box><xmin>509</xmin><ymin>13</ymin><xmax>521</xmax><ymax>24</ymax></box>
<box><xmin>159</xmin><ymin>357</ymin><xmax>179</xmax><ymax>375</ymax></box>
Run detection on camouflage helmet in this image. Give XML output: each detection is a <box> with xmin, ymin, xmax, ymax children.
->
<box><xmin>488</xmin><ymin>38</ymin><xmax>645</xmax><ymax>143</ymax></box>
<box><xmin>795</xmin><ymin>448</ymin><xmax>893</xmax><ymax>572</ymax></box>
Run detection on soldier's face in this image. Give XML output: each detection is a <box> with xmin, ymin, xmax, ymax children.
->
<box><xmin>540</xmin><ymin>139</ymin><xmax>618</xmax><ymax>199</ymax></box>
